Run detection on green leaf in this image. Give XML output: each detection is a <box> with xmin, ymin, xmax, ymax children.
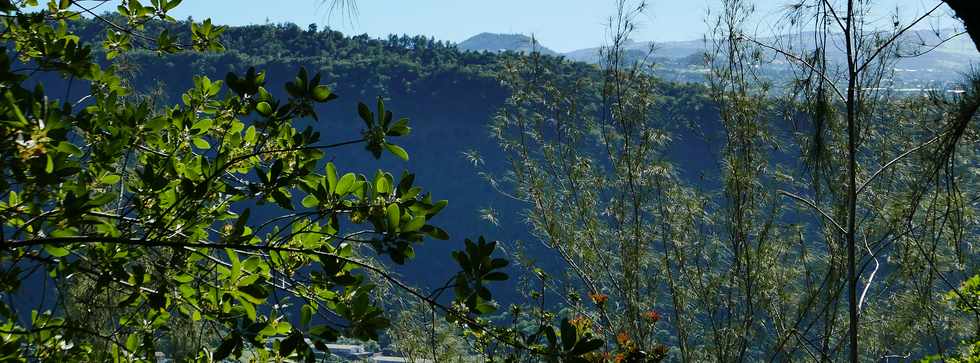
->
<box><xmin>357</xmin><ymin>102</ymin><xmax>373</xmax><ymax>127</ymax></box>
<box><xmin>571</xmin><ymin>338</ymin><xmax>604</xmax><ymax>355</ymax></box>
<box><xmin>301</xmin><ymin>194</ymin><xmax>319</xmax><ymax>208</ymax></box>
<box><xmin>276</xmin><ymin>321</ymin><xmax>293</xmax><ymax>335</ymax></box>
<box><xmin>256</xmin><ymin>101</ymin><xmax>273</xmax><ymax>116</ymax></box>
<box><xmin>325</xmin><ymin>162</ymin><xmax>338</xmax><ymax>194</ymax></box>
<box><xmin>375</xmin><ymin>174</ymin><xmax>391</xmax><ymax>194</ymax></box>
<box><xmin>45</xmin><ymin>154</ymin><xmax>54</xmax><ymax>173</ymax></box>
<box><xmin>376</xmin><ymin>97</ymin><xmax>386</xmax><ymax>125</ymax></box>
<box><xmin>425</xmin><ymin>226</ymin><xmax>449</xmax><ymax>240</ymax></box>
<box><xmin>490</xmin><ymin>258</ymin><xmax>509</xmax><ymax>269</ymax></box>
<box><xmin>311</xmin><ymin>85</ymin><xmax>334</xmax><ymax>102</ymax></box>
<box><xmin>386</xmin><ymin>204</ymin><xmax>400</xmax><ymax>231</ymax></box>
<box><xmin>483</xmin><ymin>272</ymin><xmax>508</xmax><ymax>281</ymax></box>
<box><xmin>387</xmin><ymin>118</ymin><xmax>411</xmax><ymax>136</ymax></box>
<box><xmin>165</xmin><ymin>0</ymin><xmax>182</xmax><ymax>11</ymax></box>
<box><xmin>271</xmin><ymin>189</ymin><xmax>293</xmax><ymax>210</ymax></box>
<box><xmin>429</xmin><ymin>200</ymin><xmax>448</xmax><ymax>215</ymax></box>
<box><xmin>228</xmin><ymin>120</ymin><xmax>245</xmax><ymax>133</ymax></box>
<box><xmin>54</xmin><ymin>141</ymin><xmax>83</xmax><ymax>156</ymax></box>
<box><xmin>192</xmin><ymin>137</ymin><xmax>210</xmax><ymax>149</ymax></box>
<box><xmin>279</xmin><ymin>331</ymin><xmax>303</xmax><ymax>357</ymax></box>
<box><xmin>336</xmin><ymin>173</ymin><xmax>356</xmax><ymax>195</ymax></box>
<box><xmin>99</xmin><ymin>174</ymin><xmax>122</xmax><ymax>185</ymax></box>
<box><xmin>44</xmin><ymin>245</ymin><xmax>70</xmax><ymax>258</ymax></box>
<box><xmin>126</xmin><ymin>333</ymin><xmax>140</xmax><ymax>352</ymax></box>
<box><xmin>271</xmin><ymin>159</ymin><xmax>284</xmax><ymax>181</ymax></box>
<box><xmin>402</xmin><ymin>215</ymin><xmax>425</xmax><ymax>232</ymax></box>
<box><xmin>244</xmin><ymin>125</ymin><xmax>257</xmax><ymax>144</ymax></box>
<box><xmin>561</xmin><ymin>318</ymin><xmax>576</xmax><ymax>351</ymax></box>
<box><xmin>227</xmin><ymin>248</ymin><xmax>241</xmax><ymax>281</ymax></box>
<box><xmin>385</xmin><ymin>143</ymin><xmax>409</xmax><ymax>161</ymax></box>
<box><xmin>474</xmin><ymin>299</ymin><xmax>497</xmax><ymax>314</ymax></box>
<box><xmin>190</xmin><ymin>118</ymin><xmax>213</xmax><ymax>134</ymax></box>
<box><xmin>300</xmin><ymin>304</ymin><xmax>313</xmax><ymax>327</ymax></box>
<box><xmin>242</xmin><ymin>300</ymin><xmax>257</xmax><ymax>321</ymax></box>
<box><xmin>213</xmin><ymin>334</ymin><xmax>239</xmax><ymax>361</ymax></box>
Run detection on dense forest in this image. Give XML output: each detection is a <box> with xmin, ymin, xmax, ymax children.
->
<box><xmin>2</xmin><ymin>0</ymin><xmax>980</xmax><ymax>362</ymax></box>
<box><xmin>47</xmin><ymin>15</ymin><xmax>718</xmax><ymax>293</ymax></box>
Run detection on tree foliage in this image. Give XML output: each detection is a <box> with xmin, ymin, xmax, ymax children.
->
<box><xmin>480</xmin><ymin>0</ymin><xmax>980</xmax><ymax>361</ymax></box>
<box><xmin>0</xmin><ymin>1</ymin><xmax>613</xmax><ymax>362</ymax></box>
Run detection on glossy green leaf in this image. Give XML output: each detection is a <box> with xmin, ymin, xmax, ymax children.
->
<box><xmin>336</xmin><ymin>173</ymin><xmax>355</xmax><ymax>195</ymax></box>
<box><xmin>244</xmin><ymin>125</ymin><xmax>257</xmax><ymax>144</ymax></box>
<box><xmin>99</xmin><ymin>174</ymin><xmax>122</xmax><ymax>185</ymax></box>
<box><xmin>44</xmin><ymin>154</ymin><xmax>54</xmax><ymax>173</ymax></box>
<box><xmin>385</xmin><ymin>143</ymin><xmax>409</xmax><ymax>160</ymax></box>
<box><xmin>325</xmin><ymin>162</ymin><xmax>338</xmax><ymax>193</ymax></box>
<box><xmin>301</xmin><ymin>194</ymin><xmax>319</xmax><ymax>208</ymax></box>
<box><xmin>300</xmin><ymin>304</ymin><xmax>313</xmax><ymax>327</ymax></box>
<box><xmin>256</xmin><ymin>101</ymin><xmax>273</xmax><ymax>116</ymax></box>
<box><xmin>190</xmin><ymin>118</ymin><xmax>213</xmax><ymax>134</ymax></box>
<box><xmin>402</xmin><ymin>215</ymin><xmax>425</xmax><ymax>232</ymax></box>
<box><xmin>192</xmin><ymin>137</ymin><xmax>210</xmax><ymax>149</ymax></box>
<box><xmin>44</xmin><ymin>244</ymin><xmax>70</xmax><ymax>258</ymax></box>
<box><xmin>386</xmin><ymin>204</ymin><xmax>400</xmax><ymax>231</ymax></box>
<box><xmin>311</xmin><ymin>85</ymin><xmax>334</xmax><ymax>102</ymax></box>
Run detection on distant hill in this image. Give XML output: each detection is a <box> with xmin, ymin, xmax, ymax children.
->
<box><xmin>458</xmin><ymin>29</ymin><xmax>978</xmax><ymax>87</ymax></box>
<box><xmin>562</xmin><ymin>29</ymin><xmax>980</xmax><ymax>86</ymax></box>
<box><xmin>564</xmin><ymin>38</ymin><xmax>705</xmax><ymax>62</ymax></box>
<box><xmin>458</xmin><ymin>32</ymin><xmax>559</xmax><ymax>55</ymax></box>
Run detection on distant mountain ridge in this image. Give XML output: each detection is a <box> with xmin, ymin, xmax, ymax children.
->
<box><xmin>462</xmin><ymin>30</ymin><xmax>980</xmax><ymax>86</ymax></box>
<box><xmin>458</xmin><ymin>33</ymin><xmax>558</xmax><ymax>55</ymax></box>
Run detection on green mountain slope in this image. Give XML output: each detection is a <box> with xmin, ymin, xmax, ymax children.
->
<box><xmin>35</xmin><ymin>18</ymin><xmax>716</xmax><ymax>296</ymax></box>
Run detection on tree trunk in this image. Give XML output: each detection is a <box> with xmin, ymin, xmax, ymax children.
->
<box><xmin>944</xmin><ymin>0</ymin><xmax>980</xmax><ymax>52</ymax></box>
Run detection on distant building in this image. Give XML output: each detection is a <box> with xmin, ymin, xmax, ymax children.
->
<box><xmin>306</xmin><ymin>341</ymin><xmax>433</xmax><ymax>362</ymax></box>
<box><xmin>154</xmin><ymin>351</ymin><xmax>172</xmax><ymax>363</ymax></box>
<box><xmin>325</xmin><ymin>344</ymin><xmax>373</xmax><ymax>360</ymax></box>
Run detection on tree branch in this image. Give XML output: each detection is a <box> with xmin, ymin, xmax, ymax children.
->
<box><xmin>738</xmin><ymin>34</ymin><xmax>847</xmax><ymax>103</ymax></box>
<box><xmin>778</xmin><ymin>190</ymin><xmax>846</xmax><ymax>235</ymax></box>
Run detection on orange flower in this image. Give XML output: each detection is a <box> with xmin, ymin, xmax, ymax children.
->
<box><xmin>616</xmin><ymin>331</ymin><xmax>631</xmax><ymax>346</ymax></box>
<box><xmin>643</xmin><ymin>310</ymin><xmax>661</xmax><ymax>322</ymax></box>
<box><xmin>569</xmin><ymin>315</ymin><xmax>590</xmax><ymax>329</ymax></box>
<box><xmin>589</xmin><ymin>292</ymin><xmax>608</xmax><ymax>305</ymax></box>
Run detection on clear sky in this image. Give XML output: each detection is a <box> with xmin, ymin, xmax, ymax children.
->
<box><xmin>81</xmin><ymin>0</ymin><xmax>960</xmax><ymax>53</ymax></box>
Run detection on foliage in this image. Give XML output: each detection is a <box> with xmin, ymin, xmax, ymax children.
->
<box><xmin>922</xmin><ymin>274</ymin><xmax>980</xmax><ymax>362</ymax></box>
<box><xmin>479</xmin><ymin>0</ymin><xmax>980</xmax><ymax>361</ymax></box>
<box><xmin>0</xmin><ymin>1</ymin><xmax>613</xmax><ymax>362</ymax></box>
<box><xmin>471</xmin><ymin>2</ymin><xmax>681</xmax><ymax>361</ymax></box>
<box><xmin>4</xmin><ymin>0</ymin><xmax>977</xmax><ymax>361</ymax></box>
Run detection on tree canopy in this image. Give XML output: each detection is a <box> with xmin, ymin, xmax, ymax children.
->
<box><xmin>0</xmin><ymin>1</ymin><xmax>613</xmax><ymax>362</ymax></box>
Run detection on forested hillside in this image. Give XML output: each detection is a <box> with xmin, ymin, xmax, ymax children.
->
<box><xmin>5</xmin><ymin>1</ymin><xmax>980</xmax><ymax>361</ymax></box>
<box><xmin>48</xmin><ymin>17</ymin><xmax>717</xmax><ymax>290</ymax></box>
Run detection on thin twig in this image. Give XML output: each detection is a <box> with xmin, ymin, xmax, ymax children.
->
<box><xmin>857</xmin><ymin>235</ymin><xmax>878</xmax><ymax>313</ymax></box>
<box><xmin>739</xmin><ymin>34</ymin><xmax>847</xmax><ymax>102</ymax></box>
<box><xmin>857</xmin><ymin>132</ymin><xmax>944</xmax><ymax>195</ymax></box>
<box><xmin>778</xmin><ymin>190</ymin><xmax>846</xmax><ymax>235</ymax></box>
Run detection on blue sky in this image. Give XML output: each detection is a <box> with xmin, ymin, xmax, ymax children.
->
<box><xmin>81</xmin><ymin>0</ymin><xmax>959</xmax><ymax>53</ymax></box>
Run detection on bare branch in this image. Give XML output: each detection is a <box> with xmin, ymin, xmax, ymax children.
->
<box><xmin>857</xmin><ymin>132</ymin><xmax>944</xmax><ymax>195</ymax></box>
<box><xmin>857</xmin><ymin>235</ymin><xmax>878</xmax><ymax>313</ymax></box>
<box><xmin>739</xmin><ymin>34</ymin><xmax>847</xmax><ymax>102</ymax></box>
<box><xmin>778</xmin><ymin>190</ymin><xmax>846</xmax><ymax>235</ymax></box>
<box><xmin>856</xmin><ymin>2</ymin><xmax>945</xmax><ymax>74</ymax></box>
